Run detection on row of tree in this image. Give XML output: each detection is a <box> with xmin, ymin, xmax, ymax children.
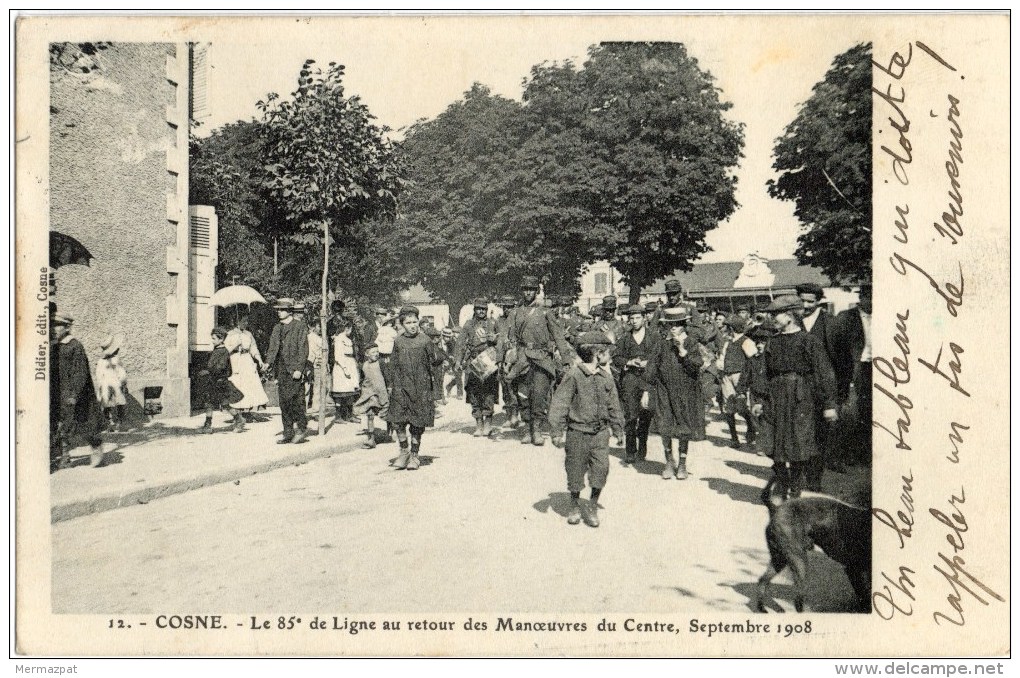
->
<box><xmin>189</xmin><ymin>41</ymin><xmax>871</xmax><ymax>321</ymax></box>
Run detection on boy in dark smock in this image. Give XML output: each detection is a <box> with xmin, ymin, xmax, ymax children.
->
<box><xmin>755</xmin><ymin>295</ymin><xmax>838</xmax><ymax>498</ymax></box>
<box><xmin>386</xmin><ymin>306</ymin><xmax>445</xmax><ymax>470</ymax></box>
<box><xmin>612</xmin><ymin>304</ymin><xmax>661</xmax><ymax>464</ymax></box>
<box><xmin>549</xmin><ymin>332</ymin><xmax>624</xmax><ymax>528</ymax></box>
<box><xmin>645</xmin><ymin>306</ymin><xmax>704</xmax><ymax>480</ymax></box>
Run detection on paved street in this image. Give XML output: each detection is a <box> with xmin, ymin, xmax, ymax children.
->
<box><xmin>53</xmin><ymin>401</ymin><xmax>866</xmax><ymax>615</ymax></box>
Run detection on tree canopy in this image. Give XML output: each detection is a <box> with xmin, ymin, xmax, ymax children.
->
<box><xmin>768</xmin><ymin>43</ymin><xmax>872</xmax><ymax>285</ymax></box>
<box><xmin>391</xmin><ymin>42</ymin><xmax>745</xmax><ymax>309</ymax></box>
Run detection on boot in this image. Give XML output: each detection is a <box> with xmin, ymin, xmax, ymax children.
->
<box><xmin>726</xmin><ymin>415</ymin><xmax>740</xmax><ymax>448</ymax></box>
<box><xmin>584</xmin><ymin>500</ymin><xmax>600</xmax><ymax>528</ymax></box>
<box><xmin>292</xmin><ymin>428</ymin><xmax>309</xmax><ymax>445</ymax></box>
<box><xmin>508</xmin><ymin>410</ymin><xmax>521</xmax><ymax>429</ymax></box>
<box><xmin>637</xmin><ymin>436</ymin><xmax>648</xmax><ymax>461</ymax></box>
<box><xmin>624</xmin><ymin>434</ymin><xmax>637</xmax><ymax>465</ymax></box>
<box><xmin>406</xmin><ymin>441</ymin><xmax>421</xmax><ymax>470</ymax></box>
<box><xmin>89</xmin><ymin>443</ymin><xmax>105</xmax><ymax>468</ymax></box>
<box><xmin>531</xmin><ymin>423</ymin><xmax>544</xmax><ymax>447</ymax></box>
<box><xmin>473</xmin><ymin>418</ymin><xmax>484</xmax><ymax>437</ymax></box>
<box><xmin>481</xmin><ymin>416</ymin><xmax>493</xmax><ymax>437</ymax></box>
<box><xmin>232</xmin><ymin>413</ymin><xmax>245</xmax><ymax>433</ymax></box>
<box><xmin>567</xmin><ymin>496</ymin><xmax>582</xmax><ymax>525</ymax></box>
<box><xmin>393</xmin><ymin>443</ymin><xmax>410</xmax><ymax>469</ymax></box>
<box><xmin>676</xmin><ymin>454</ymin><xmax>688</xmax><ymax>480</ymax></box>
<box><xmin>199</xmin><ymin>416</ymin><xmax>213</xmax><ymax>435</ymax></box>
<box><xmin>662</xmin><ymin>449</ymin><xmax>676</xmax><ymax>480</ymax></box>
<box><xmin>521</xmin><ymin>421</ymin><xmax>534</xmax><ymax>445</ymax></box>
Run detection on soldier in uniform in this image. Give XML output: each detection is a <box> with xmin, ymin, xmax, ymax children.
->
<box><xmin>613</xmin><ymin>304</ymin><xmax>661</xmax><ymax>464</ymax></box>
<box><xmin>592</xmin><ymin>295</ymin><xmax>626</xmax><ymax>344</ymax></box>
<box><xmin>506</xmin><ymin>276</ymin><xmax>577</xmax><ymax>446</ymax></box>
<box><xmin>455</xmin><ymin>298</ymin><xmax>500</xmax><ymax>437</ymax></box>
<box><xmin>495</xmin><ymin>295</ymin><xmax>521</xmax><ymax>428</ymax></box>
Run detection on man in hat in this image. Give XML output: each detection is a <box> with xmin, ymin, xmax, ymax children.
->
<box><xmin>592</xmin><ymin>295</ymin><xmax>625</xmax><ymax>344</ymax></box>
<box><xmin>613</xmin><ymin>304</ymin><xmax>661</xmax><ymax>464</ymax></box>
<box><xmin>755</xmin><ymin>295</ymin><xmax>837</xmax><ymax>497</ymax></box>
<box><xmin>50</xmin><ymin>313</ymin><xmax>105</xmax><ymax>469</ymax></box>
<box><xmin>265</xmin><ymin>298</ymin><xmax>311</xmax><ymax>444</ymax></box>
<box><xmin>795</xmin><ymin>281</ymin><xmax>841</xmax><ymax>480</ymax></box>
<box><xmin>507</xmin><ymin>275</ymin><xmax>577</xmax><ymax>445</ymax></box>
<box><xmin>833</xmin><ymin>283</ymin><xmax>873</xmax><ymax>468</ymax></box>
<box><xmin>494</xmin><ymin>295</ymin><xmax>521</xmax><ymax>428</ymax></box>
<box><xmin>455</xmin><ymin>298</ymin><xmax>500</xmax><ymax>436</ymax></box>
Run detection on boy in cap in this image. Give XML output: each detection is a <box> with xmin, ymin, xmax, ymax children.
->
<box><xmin>549</xmin><ymin>332</ymin><xmax>624</xmax><ymax>527</ymax></box>
<box><xmin>354</xmin><ymin>342</ymin><xmax>389</xmax><ymax>448</ymax></box>
<box><xmin>387</xmin><ymin>306</ymin><xmax>446</xmax><ymax>470</ymax></box>
<box><xmin>738</xmin><ymin>324</ymin><xmax>774</xmax><ymax>455</ymax></box>
<box><xmin>755</xmin><ymin>295</ymin><xmax>838</xmax><ymax>497</ymax></box>
<box><xmin>613</xmin><ymin>304</ymin><xmax>661</xmax><ymax>464</ymax></box>
<box><xmin>455</xmin><ymin>298</ymin><xmax>500</xmax><ymax>436</ymax></box>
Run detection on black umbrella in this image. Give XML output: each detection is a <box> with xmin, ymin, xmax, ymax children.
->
<box><xmin>50</xmin><ymin>231</ymin><xmax>94</xmax><ymax>269</ymax></box>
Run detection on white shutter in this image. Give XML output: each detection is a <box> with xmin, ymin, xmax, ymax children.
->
<box><xmin>189</xmin><ymin>43</ymin><xmax>211</xmax><ymax>123</ymax></box>
<box><xmin>189</xmin><ymin>205</ymin><xmax>218</xmax><ymax>350</ymax></box>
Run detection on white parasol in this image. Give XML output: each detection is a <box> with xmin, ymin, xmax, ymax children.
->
<box><xmin>210</xmin><ymin>285</ymin><xmax>267</xmax><ymax>307</ymax></box>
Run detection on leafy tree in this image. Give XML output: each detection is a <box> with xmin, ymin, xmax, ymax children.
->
<box><xmin>258</xmin><ymin>59</ymin><xmax>405</xmax><ymax>425</ymax></box>
<box><xmin>520</xmin><ymin>42</ymin><xmax>745</xmax><ymax>303</ymax></box>
<box><xmin>768</xmin><ymin>43</ymin><xmax>872</xmax><ymax>284</ymax></box>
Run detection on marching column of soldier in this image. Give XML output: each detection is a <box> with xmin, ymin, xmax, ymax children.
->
<box><xmin>49</xmin><ymin>276</ymin><xmax>872</xmax><ymax>525</ymax></box>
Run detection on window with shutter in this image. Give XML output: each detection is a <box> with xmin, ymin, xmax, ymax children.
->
<box><xmin>189</xmin><ymin>43</ymin><xmax>210</xmax><ymax>123</ymax></box>
<box><xmin>188</xmin><ymin>205</ymin><xmax>218</xmax><ymax>350</ymax></box>
<box><xmin>594</xmin><ymin>272</ymin><xmax>607</xmax><ymax>295</ymax></box>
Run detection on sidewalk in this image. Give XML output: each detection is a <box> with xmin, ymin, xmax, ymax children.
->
<box><xmin>49</xmin><ymin>403</ymin><xmax>471</xmax><ymax>523</ymax></box>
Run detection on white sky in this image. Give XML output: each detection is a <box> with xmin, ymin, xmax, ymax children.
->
<box><xmin>201</xmin><ymin>15</ymin><xmax>870</xmax><ymax>264</ymax></box>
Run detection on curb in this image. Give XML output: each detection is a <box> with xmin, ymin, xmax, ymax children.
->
<box><xmin>50</xmin><ymin>435</ymin><xmax>365</xmax><ymax>524</ymax></box>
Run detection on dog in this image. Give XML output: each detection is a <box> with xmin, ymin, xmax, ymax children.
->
<box><xmin>755</xmin><ymin>476</ymin><xmax>872</xmax><ymax>613</ymax></box>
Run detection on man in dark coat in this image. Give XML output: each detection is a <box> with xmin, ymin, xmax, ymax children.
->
<box><xmin>455</xmin><ymin>298</ymin><xmax>500</xmax><ymax>436</ymax></box>
<box><xmin>613</xmin><ymin>304</ymin><xmax>661</xmax><ymax>464</ymax></box>
<box><xmin>51</xmin><ymin>313</ymin><xmax>105</xmax><ymax>469</ymax></box>
<box><xmin>507</xmin><ymin>276</ymin><xmax>577</xmax><ymax>446</ymax></box>
<box><xmin>795</xmin><ymin>282</ymin><xmax>843</xmax><ymax>481</ymax></box>
<box><xmin>833</xmin><ymin>283</ymin><xmax>873</xmax><ymax>466</ymax></box>
<box><xmin>265</xmin><ymin>298</ymin><xmax>310</xmax><ymax>444</ymax></box>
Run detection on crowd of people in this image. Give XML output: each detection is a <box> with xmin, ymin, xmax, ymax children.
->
<box><xmin>50</xmin><ymin>278</ymin><xmax>873</xmax><ymax>520</ymax></box>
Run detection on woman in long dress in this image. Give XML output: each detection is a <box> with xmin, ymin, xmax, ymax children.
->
<box><xmin>224</xmin><ymin>314</ymin><xmax>269</xmax><ymax>412</ymax></box>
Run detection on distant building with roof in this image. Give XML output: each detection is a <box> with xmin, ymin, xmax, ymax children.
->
<box><xmin>579</xmin><ymin>254</ymin><xmax>858</xmax><ymax>314</ymax></box>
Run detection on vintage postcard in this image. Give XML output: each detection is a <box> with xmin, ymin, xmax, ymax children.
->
<box><xmin>14</xmin><ymin>13</ymin><xmax>1010</xmax><ymax>658</ymax></box>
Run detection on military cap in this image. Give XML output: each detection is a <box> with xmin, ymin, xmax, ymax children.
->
<box><xmin>765</xmin><ymin>295</ymin><xmax>801</xmax><ymax>312</ymax></box>
<box><xmin>795</xmin><ymin>282</ymin><xmax>825</xmax><ymax>300</ymax></box>
<box><xmin>664</xmin><ymin>279</ymin><xmax>683</xmax><ymax>294</ymax></box>
<box><xmin>726</xmin><ymin>314</ymin><xmax>748</xmax><ymax>333</ymax></box>
<box><xmin>601</xmin><ymin>295</ymin><xmax>618</xmax><ymax>309</ymax></box>
<box><xmin>520</xmin><ymin>276</ymin><xmax>540</xmax><ymax>290</ymax></box>
<box><xmin>473</xmin><ymin>298</ymin><xmax>488</xmax><ymax>309</ymax></box>
<box><xmin>659</xmin><ymin>307</ymin><xmax>691</xmax><ymax>324</ymax></box>
<box><xmin>576</xmin><ymin>331</ymin><xmax>612</xmax><ymax>346</ymax></box>
<box><xmin>589</xmin><ymin>304</ymin><xmax>602</xmax><ymax>316</ymax></box>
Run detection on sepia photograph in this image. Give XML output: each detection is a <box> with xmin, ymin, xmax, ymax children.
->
<box><xmin>14</xmin><ymin>13</ymin><xmax>1010</xmax><ymax>660</ymax></box>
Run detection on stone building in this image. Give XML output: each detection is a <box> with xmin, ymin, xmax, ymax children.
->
<box><xmin>49</xmin><ymin>42</ymin><xmax>210</xmax><ymax>418</ymax></box>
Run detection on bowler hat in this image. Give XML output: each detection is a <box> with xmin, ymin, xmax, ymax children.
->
<box><xmin>765</xmin><ymin>295</ymin><xmax>801</xmax><ymax>312</ymax></box>
<box><xmin>664</xmin><ymin>279</ymin><xmax>683</xmax><ymax>294</ymax></box>
<box><xmin>99</xmin><ymin>333</ymin><xmax>124</xmax><ymax>357</ymax></box>
<box><xmin>795</xmin><ymin>283</ymin><xmax>825</xmax><ymax>300</ymax></box>
<box><xmin>623</xmin><ymin>304</ymin><xmax>644</xmax><ymax>316</ymax></box>
<box><xmin>520</xmin><ymin>276</ymin><xmax>540</xmax><ymax>290</ymax></box>
<box><xmin>659</xmin><ymin>307</ymin><xmax>691</xmax><ymax>324</ymax></box>
<box><xmin>576</xmin><ymin>331</ymin><xmax>612</xmax><ymax>346</ymax></box>
<box><xmin>601</xmin><ymin>295</ymin><xmax>617</xmax><ymax>308</ymax></box>
<box><xmin>473</xmin><ymin>298</ymin><xmax>488</xmax><ymax>309</ymax></box>
<box><xmin>52</xmin><ymin>313</ymin><xmax>73</xmax><ymax>326</ymax></box>
<box><xmin>273</xmin><ymin>297</ymin><xmax>297</xmax><ymax>310</ymax></box>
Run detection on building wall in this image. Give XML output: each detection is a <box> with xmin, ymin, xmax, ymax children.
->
<box><xmin>50</xmin><ymin>42</ymin><xmax>192</xmax><ymax>417</ymax></box>
<box><xmin>578</xmin><ymin>261</ymin><xmax>623</xmax><ymax>312</ymax></box>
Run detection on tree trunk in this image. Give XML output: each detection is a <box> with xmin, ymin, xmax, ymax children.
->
<box><xmin>628</xmin><ymin>283</ymin><xmax>642</xmax><ymax>306</ymax></box>
<box><xmin>318</xmin><ymin>221</ymin><xmax>329</xmax><ymax>435</ymax></box>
